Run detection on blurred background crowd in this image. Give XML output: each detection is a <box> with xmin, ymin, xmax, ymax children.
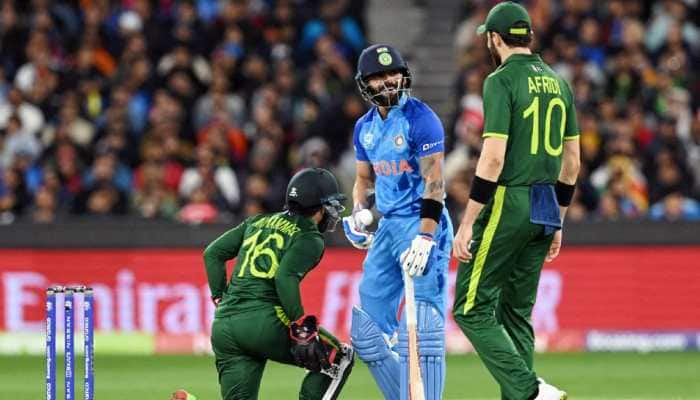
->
<box><xmin>0</xmin><ymin>0</ymin><xmax>368</xmax><ymax>224</ymax></box>
<box><xmin>0</xmin><ymin>0</ymin><xmax>698</xmax><ymax>225</ymax></box>
<box><xmin>450</xmin><ymin>0</ymin><xmax>700</xmax><ymax>222</ymax></box>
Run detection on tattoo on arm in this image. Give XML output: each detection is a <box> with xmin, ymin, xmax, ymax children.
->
<box><xmin>353</xmin><ymin>161</ymin><xmax>375</xmax><ymax>207</ymax></box>
<box><xmin>420</xmin><ymin>153</ymin><xmax>445</xmax><ymax>201</ymax></box>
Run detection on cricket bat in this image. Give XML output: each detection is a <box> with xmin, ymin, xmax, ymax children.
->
<box><xmin>403</xmin><ymin>270</ymin><xmax>425</xmax><ymax>400</ymax></box>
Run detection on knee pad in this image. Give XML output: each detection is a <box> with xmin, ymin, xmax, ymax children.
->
<box><xmin>398</xmin><ymin>301</ymin><xmax>446</xmax><ymax>400</ymax></box>
<box><xmin>350</xmin><ymin>306</ymin><xmax>400</xmax><ymax>400</ymax></box>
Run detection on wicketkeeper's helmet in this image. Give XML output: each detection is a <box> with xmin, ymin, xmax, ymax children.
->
<box><xmin>285</xmin><ymin>168</ymin><xmax>346</xmax><ymax>232</ymax></box>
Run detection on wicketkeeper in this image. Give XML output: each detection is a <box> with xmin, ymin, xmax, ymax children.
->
<box><xmin>204</xmin><ymin>168</ymin><xmax>354</xmax><ymax>400</ymax></box>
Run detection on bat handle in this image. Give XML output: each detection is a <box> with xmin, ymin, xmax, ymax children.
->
<box><xmin>403</xmin><ymin>271</ymin><xmax>425</xmax><ymax>400</ymax></box>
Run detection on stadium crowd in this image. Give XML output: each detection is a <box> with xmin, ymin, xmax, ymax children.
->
<box><xmin>0</xmin><ymin>0</ymin><xmax>698</xmax><ymax>225</ymax></box>
<box><xmin>0</xmin><ymin>0</ymin><xmax>367</xmax><ymax>224</ymax></box>
<box><xmin>450</xmin><ymin>0</ymin><xmax>700</xmax><ymax>222</ymax></box>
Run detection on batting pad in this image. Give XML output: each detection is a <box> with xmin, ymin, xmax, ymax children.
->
<box><xmin>397</xmin><ymin>301</ymin><xmax>445</xmax><ymax>400</ymax></box>
<box><xmin>350</xmin><ymin>306</ymin><xmax>400</xmax><ymax>400</ymax></box>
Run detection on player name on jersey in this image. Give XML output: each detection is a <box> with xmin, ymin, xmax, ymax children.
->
<box><xmin>527</xmin><ymin>75</ymin><xmax>561</xmax><ymax>95</ymax></box>
<box><xmin>251</xmin><ymin>214</ymin><xmax>302</xmax><ymax>236</ymax></box>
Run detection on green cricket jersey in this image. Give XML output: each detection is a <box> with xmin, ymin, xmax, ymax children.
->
<box><xmin>482</xmin><ymin>53</ymin><xmax>579</xmax><ymax>186</ymax></box>
<box><xmin>203</xmin><ymin>212</ymin><xmax>324</xmax><ymax>323</ymax></box>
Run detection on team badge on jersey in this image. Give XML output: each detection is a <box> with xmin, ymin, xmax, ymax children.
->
<box><xmin>393</xmin><ymin>133</ymin><xmax>406</xmax><ymax>149</ymax></box>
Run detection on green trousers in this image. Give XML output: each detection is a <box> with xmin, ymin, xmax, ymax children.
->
<box><xmin>211</xmin><ymin>307</ymin><xmax>341</xmax><ymax>400</ymax></box>
<box><xmin>453</xmin><ymin>186</ymin><xmax>554</xmax><ymax>400</ymax></box>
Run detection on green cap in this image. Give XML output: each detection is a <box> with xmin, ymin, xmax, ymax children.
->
<box><xmin>476</xmin><ymin>1</ymin><xmax>532</xmax><ymax>36</ymax></box>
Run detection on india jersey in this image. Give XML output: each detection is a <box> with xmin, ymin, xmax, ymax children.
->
<box><xmin>482</xmin><ymin>54</ymin><xmax>579</xmax><ymax>186</ymax></box>
<box><xmin>353</xmin><ymin>96</ymin><xmax>445</xmax><ymax>216</ymax></box>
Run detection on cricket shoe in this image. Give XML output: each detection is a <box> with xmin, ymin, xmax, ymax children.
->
<box><xmin>535</xmin><ymin>378</ymin><xmax>567</xmax><ymax>400</ymax></box>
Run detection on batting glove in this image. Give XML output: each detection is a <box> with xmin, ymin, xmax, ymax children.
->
<box><xmin>342</xmin><ymin>214</ymin><xmax>373</xmax><ymax>250</ymax></box>
<box><xmin>400</xmin><ymin>233</ymin><xmax>436</xmax><ymax>277</ymax></box>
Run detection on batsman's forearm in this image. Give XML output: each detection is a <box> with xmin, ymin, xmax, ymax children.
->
<box><xmin>352</xmin><ymin>177</ymin><xmax>373</xmax><ymax>209</ymax></box>
<box><xmin>419</xmin><ymin>152</ymin><xmax>445</xmax><ymax>235</ymax></box>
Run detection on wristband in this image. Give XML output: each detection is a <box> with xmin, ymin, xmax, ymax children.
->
<box><xmin>469</xmin><ymin>175</ymin><xmax>498</xmax><ymax>204</ymax></box>
<box><xmin>555</xmin><ymin>181</ymin><xmax>575</xmax><ymax>207</ymax></box>
<box><xmin>420</xmin><ymin>198</ymin><xmax>443</xmax><ymax>224</ymax></box>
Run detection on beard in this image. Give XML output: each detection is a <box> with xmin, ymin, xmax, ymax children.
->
<box><xmin>487</xmin><ymin>35</ymin><xmax>502</xmax><ymax>67</ymax></box>
<box><xmin>370</xmin><ymin>81</ymin><xmax>401</xmax><ymax>107</ymax></box>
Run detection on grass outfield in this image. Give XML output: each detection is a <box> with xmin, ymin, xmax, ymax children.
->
<box><xmin>2</xmin><ymin>353</ymin><xmax>700</xmax><ymax>399</ymax></box>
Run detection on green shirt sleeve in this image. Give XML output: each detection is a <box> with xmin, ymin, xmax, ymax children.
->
<box><xmin>482</xmin><ymin>72</ymin><xmax>511</xmax><ymax>139</ymax></box>
<box><xmin>562</xmin><ymin>80</ymin><xmax>579</xmax><ymax>140</ymax></box>
<box><xmin>274</xmin><ymin>232</ymin><xmax>325</xmax><ymax>322</ymax></box>
<box><xmin>203</xmin><ymin>220</ymin><xmax>248</xmax><ymax>299</ymax></box>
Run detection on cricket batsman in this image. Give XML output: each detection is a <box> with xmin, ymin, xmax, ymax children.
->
<box><xmin>343</xmin><ymin>44</ymin><xmax>454</xmax><ymax>400</ymax></box>
<box><xmin>452</xmin><ymin>2</ymin><xmax>580</xmax><ymax>399</ymax></box>
<box><xmin>204</xmin><ymin>168</ymin><xmax>354</xmax><ymax>400</ymax></box>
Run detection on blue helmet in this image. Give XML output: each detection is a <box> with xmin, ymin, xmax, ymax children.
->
<box><xmin>355</xmin><ymin>44</ymin><xmax>412</xmax><ymax>107</ymax></box>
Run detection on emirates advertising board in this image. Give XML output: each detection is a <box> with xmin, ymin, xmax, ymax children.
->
<box><xmin>1</xmin><ymin>247</ymin><xmax>699</xmax><ymax>354</ymax></box>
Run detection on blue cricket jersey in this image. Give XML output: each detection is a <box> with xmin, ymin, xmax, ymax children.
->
<box><xmin>353</xmin><ymin>95</ymin><xmax>445</xmax><ymax>217</ymax></box>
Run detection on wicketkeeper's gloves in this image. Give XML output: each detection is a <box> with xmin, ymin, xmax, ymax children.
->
<box><xmin>289</xmin><ymin>315</ymin><xmax>332</xmax><ymax>372</ymax></box>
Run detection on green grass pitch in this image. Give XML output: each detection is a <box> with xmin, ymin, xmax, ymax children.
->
<box><xmin>2</xmin><ymin>353</ymin><xmax>699</xmax><ymax>399</ymax></box>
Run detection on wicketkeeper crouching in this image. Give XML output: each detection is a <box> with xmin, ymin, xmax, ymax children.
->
<box><xmin>204</xmin><ymin>168</ymin><xmax>354</xmax><ymax>400</ymax></box>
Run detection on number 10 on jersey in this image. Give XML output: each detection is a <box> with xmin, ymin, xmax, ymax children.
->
<box><xmin>523</xmin><ymin>96</ymin><xmax>566</xmax><ymax>157</ymax></box>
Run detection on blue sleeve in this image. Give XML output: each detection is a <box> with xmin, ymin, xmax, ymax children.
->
<box><xmin>353</xmin><ymin>119</ymin><xmax>370</xmax><ymax>161</ymax></box>
<box><xmin>411</xmin><ymin>108</ymin><xmax>445</xmax><ymax>157</ymax></box>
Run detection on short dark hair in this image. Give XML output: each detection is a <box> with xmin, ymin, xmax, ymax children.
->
<box><xmin>499</xmin><ymin>21</ymin><xmax>533</xmax><ymax>48</ymax></box>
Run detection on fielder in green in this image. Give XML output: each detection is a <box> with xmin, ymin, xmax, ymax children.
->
<box><xmin>204</xmin><ymin>168</ymin><xmax>354</xmax><ymax>400</ymax></box>
<box><xmin>451</xmin><ymin>2</ymin><xmax>580</xmax><ymax>400</ymax></box>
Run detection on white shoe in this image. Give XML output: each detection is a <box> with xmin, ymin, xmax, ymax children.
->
<box><xmin>535</xmin><ymin>378</ymin><xmax>568</xmax><ymax>400</ymax></box>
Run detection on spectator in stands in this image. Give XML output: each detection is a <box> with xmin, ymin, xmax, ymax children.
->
<box><xmin>685</xmin><ymin>114</ymin><xmax>700</xmax><ymax>197</ymax></box>
<box><xmin>649</xmin><ymin>191</ymin><xmax>700</xmax><ymax>222</ymax></box>
<box><xmin>0</xmin><ymin>166</ymin><xmax>30</xmax><ymax>223</ymax></box>
<box><xmin>179</xmin><ymin>144</ymin><xmax>240</xmax><ymax>211</ymax></box>
<box><xmin>28</xmin><ymin>185</ymin><xmax>59</xmax><ymax>224</ymax></box>
<box><xmin>178</xmin><ymin>185</ymin><xmax>218</xmax><ymax>224</ymax></box>
<box><xmin>41</xmin><ymin>93</ymin><xmax>95</xmax><ymax>149</ymax></box>
<box><xmin>246</xmin><ymin>137</ymin><xmax>287</xmax><ymax>211</ymax></box>
<box><xmin>297</xmin><ymin>136</ymin><xmax>331</xmax><ymax>169</ymax></box>
<box><xmin>0</xmin><ymin>87</ymin><xmax>44</xmax><ymax>137</ymax></box>
<box><xmin>83</xmin><ymin>150</ymin><xmax>132</xmax><ymax>194</ymax></box>
<box><xmin>132</xmin><ymin>161</ymin><xmax>178</xmax><ymax>220</ymax></box>
<box><xmin>1</xmin><ymin>114</ymin><xmax>41</xmax><ymax>168</ymax></box>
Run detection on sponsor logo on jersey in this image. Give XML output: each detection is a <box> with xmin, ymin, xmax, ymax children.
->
<box><xmin>421</xmin><ymin>140</ymin><xmax>443</xmax><ymax>152</ymax></box>
<box><xmin>363</xmin><ymin>132</ymin><xmax>375</xmax><ymax>149</ymax></box>
<box><xmin>372</xmin><ymin>159</ymin><xmax>413</xmax><ymax>176</ymax></box>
